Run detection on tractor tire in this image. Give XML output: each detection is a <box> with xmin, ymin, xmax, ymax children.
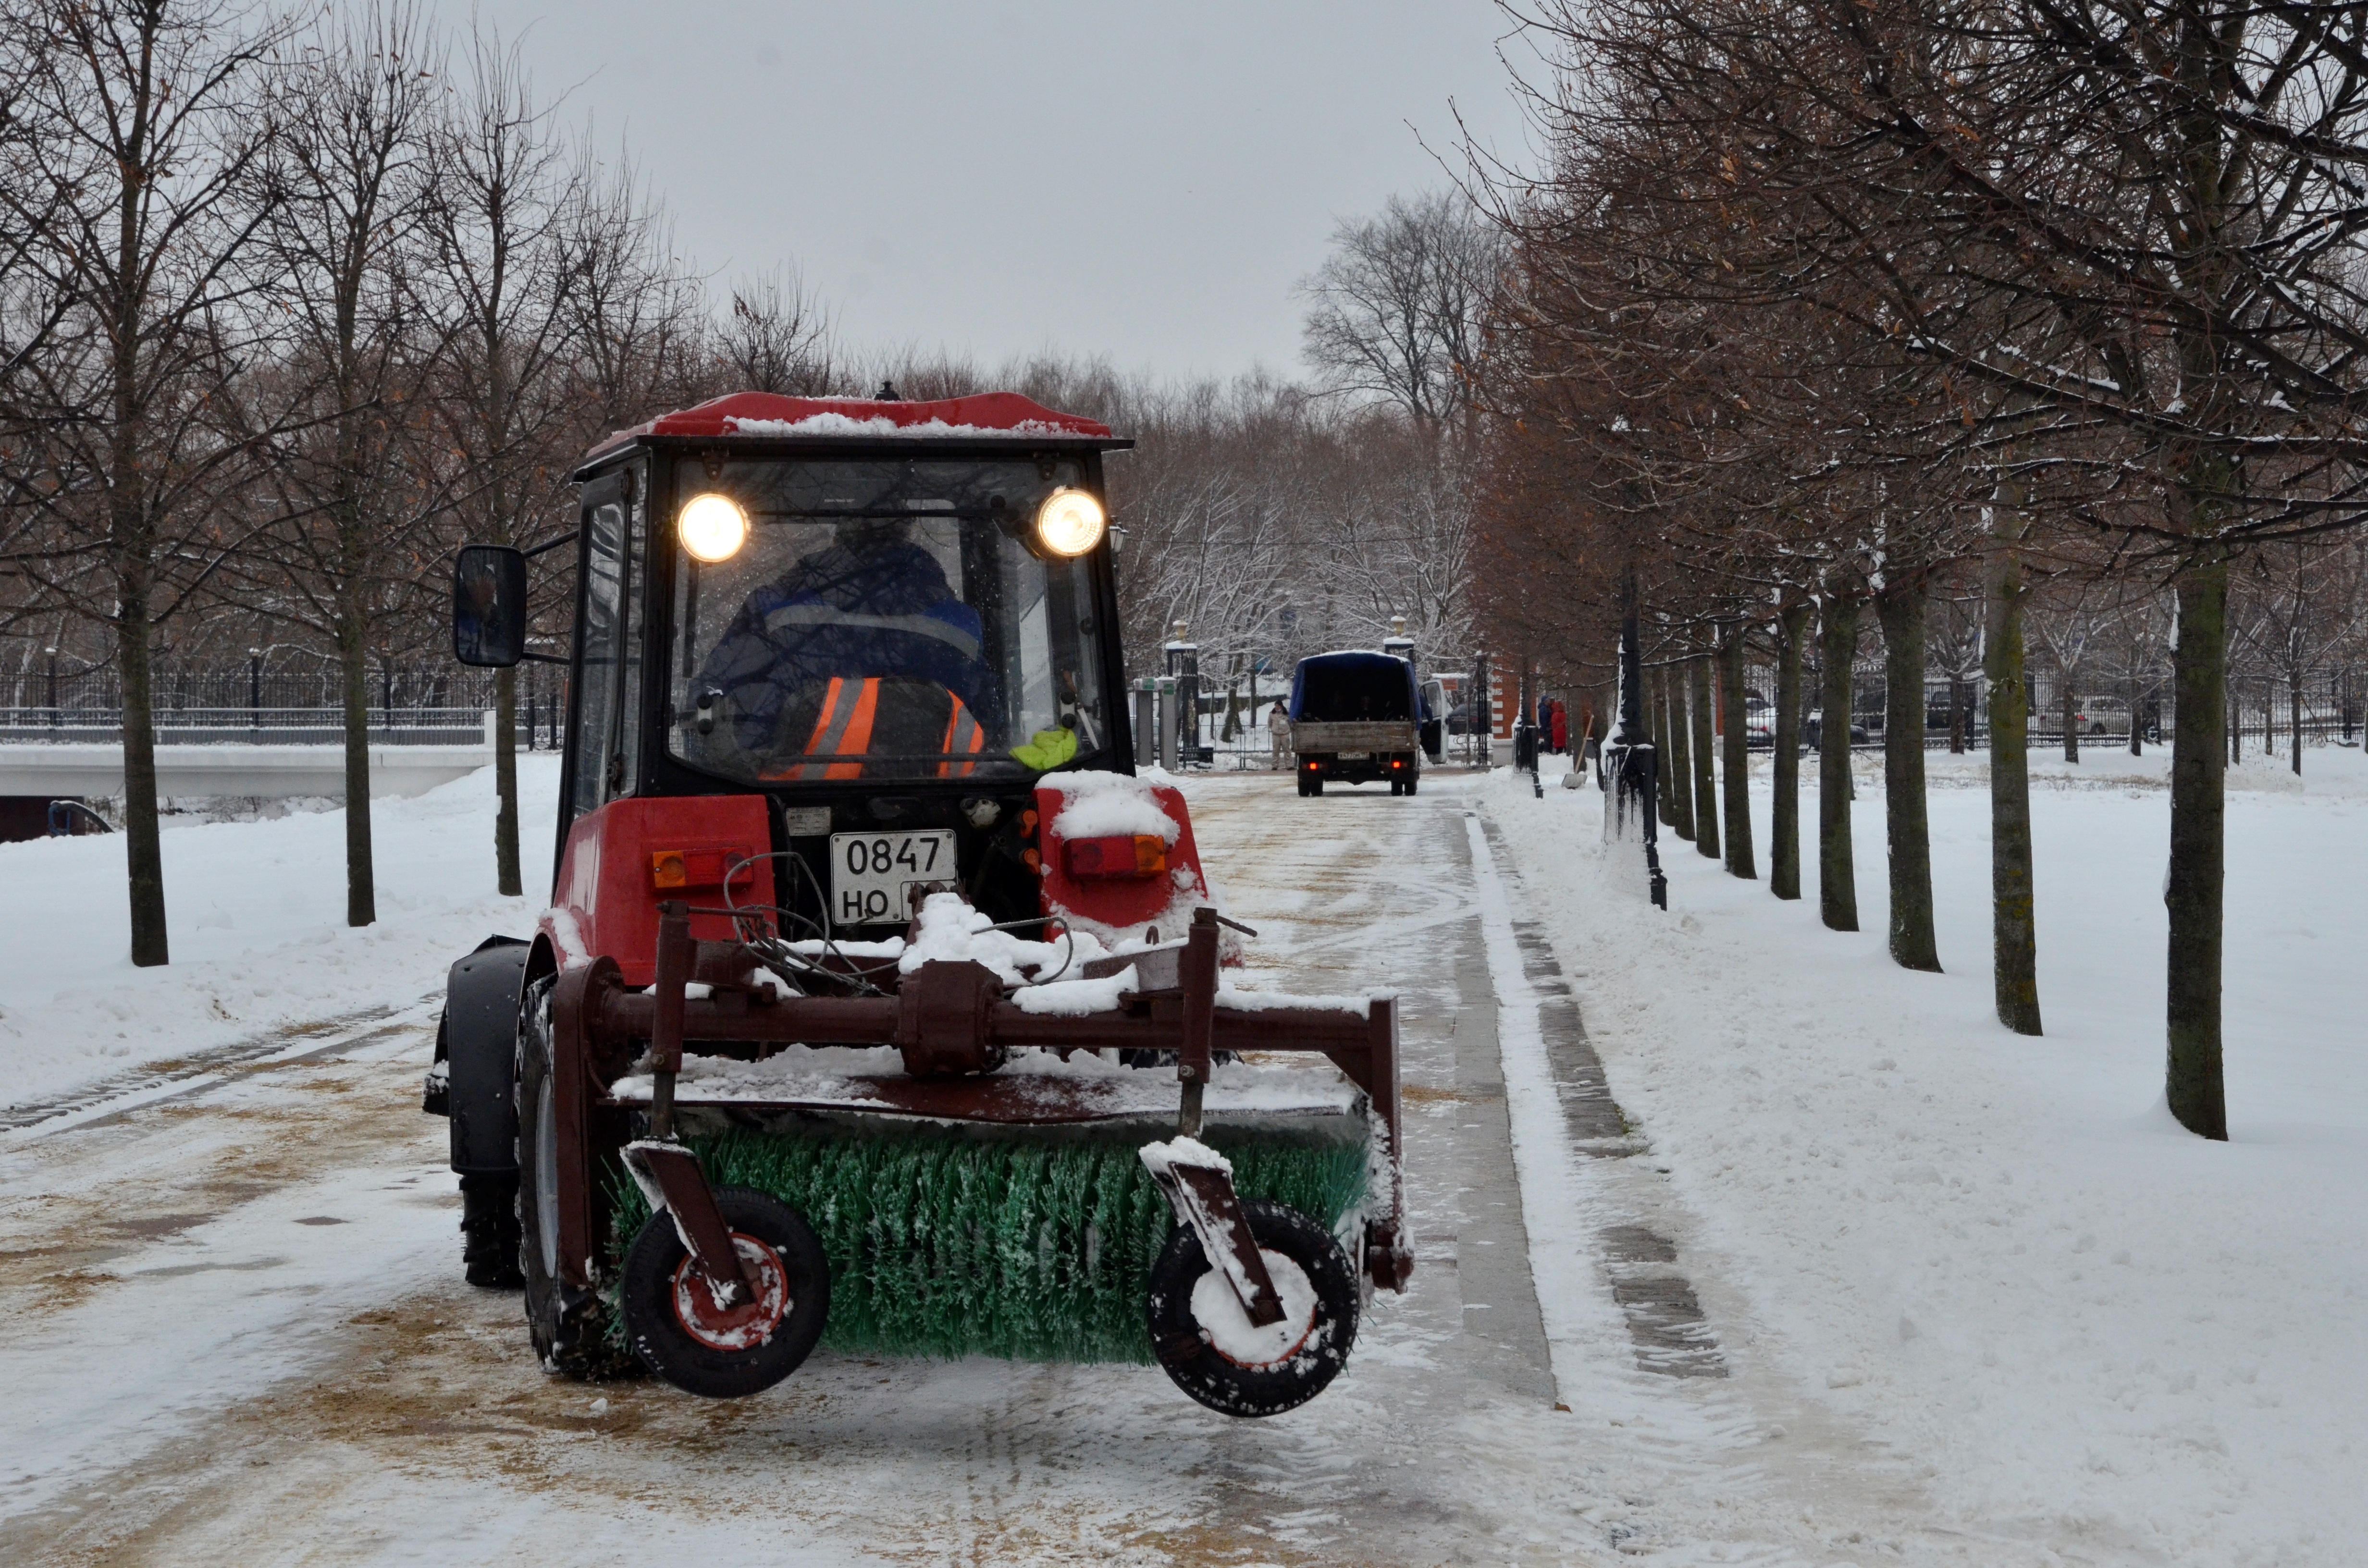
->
<box><xmin>1308</xmin><ymin>776</ymin><xmax>1324</xmax><ymax>796</ymax></box>
<box><xmin>1146</xmin><ymin>1199</ymin><xmax>1358</xmax><ymax>1418</ymax></box>
<box><xmin>516</xmin><ymin>976</ymin><xmax>637</xmax><ymax>1380</ymax></box>
<box><xmin>1403</xmin><ymin>775</ymin><xmax>1418</xmax><ymax>797</ymax></box>
<box><xmin>619</xmin><ymin>1187</ymin><xmax>830</xmax><ymax>1398</ymax></box>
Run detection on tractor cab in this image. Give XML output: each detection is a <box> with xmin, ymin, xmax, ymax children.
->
<box><xmin>455</xmin><ymin>390</ymin><xmax>1135</xmax><ymax>943</ymax></box>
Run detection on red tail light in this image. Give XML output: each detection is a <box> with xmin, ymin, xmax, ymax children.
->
<box><xmin>1063</xmin><ymin>833</ymin><xmax>1169</xmax><ymax>880</ymax></box>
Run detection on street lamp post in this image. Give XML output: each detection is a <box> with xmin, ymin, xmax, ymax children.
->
<box><xmin>1601</xmin><ymin>573</ymin><xmax>1667</xmax><ymax>908</ymax></box>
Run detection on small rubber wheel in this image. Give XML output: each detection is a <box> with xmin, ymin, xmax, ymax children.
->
<box><xmin>1146</xmin><ymin>1199</ymin><xmax>1358</xmax><ymax>1417</ymax></box>
<box><xmin>620</xmin><ymin>1187</ymin><xmax>829</xmax><ymax>1399</ymax></box>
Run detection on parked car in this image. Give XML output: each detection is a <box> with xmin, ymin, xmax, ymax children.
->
<box><xmin>1744</xmin><ymin>693</ymin><xmax>1774</xmax><ymax>749</ymax></box>
<box><xmin>1801</xmin><ymin>710</ymin><xmax>1871</xmax><ymax>748</ymax></box>
<box><xmin>2074</xmin><ymin>697</ymin><xmax>2131</xmax><ymax>736</ymax></box>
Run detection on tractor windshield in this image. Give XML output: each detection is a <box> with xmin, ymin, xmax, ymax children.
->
<box><xmin>669</xmin><ymin>455</ymin><xmax>1110</xmax><ymax>784</ymax></box>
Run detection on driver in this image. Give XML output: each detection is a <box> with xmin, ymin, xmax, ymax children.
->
<box><xmin>691</xmin><ymin>517</ymin><xmax>996</xmax><ymax>780</ymax></box>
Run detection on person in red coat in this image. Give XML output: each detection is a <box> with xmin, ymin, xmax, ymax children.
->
<box><xmin>1550</xmin><ymin>698</ymin><xmax>1569</xmax><ymax>755</ymax></box>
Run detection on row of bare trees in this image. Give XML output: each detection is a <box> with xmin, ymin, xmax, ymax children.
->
<box><xmin>1465</xmin><ymin>0</ymin><xmax>2368</xmax><ymax>1140</ymax></box>
<box><xmin>0</xmin><ymin>3</ymin><xmax>1475</xmax><ymax>969</ymax></box>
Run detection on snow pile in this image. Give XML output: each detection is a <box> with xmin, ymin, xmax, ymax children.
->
<box><xmin>723</xmin><ymin>413</ymin><xmax>1086</xmax><ymax>440</ymax></box>
<box><xmin>0</xmin><ymin>758</ymin><xmax>561</xmax><ymax>1112</ymax></box>
<box><xmin>613</xmin><ymin>1041</ymin><xmax>1358</xmax><ymax>1115</ymax></box>
<box><xmin>1190</xmin><ymin>1249</ymin><xmax>1319</xmax><ymax>1366</ymax></box>
<box><xmin>1036</xmin><ymin>769</ymin><xmax>1183</xmax><ymax>845</ymax></box>
<box><xmin>896</xmin><ymin>891</ymin><xmax>1109</xmax><ymax>982</ymax></box>
<box><xmin>1494</xmin><ymin>757</ymin><xmax>2368</xmax><ymax>1561</ymax></box>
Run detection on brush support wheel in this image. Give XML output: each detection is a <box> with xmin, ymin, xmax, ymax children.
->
<box><xmin>1146</xmin><ymin>1198</ymin><xmax>1359</xmax><ymax>1417</ymax></box>
<box><xmin>620</xmin><ymin>1187</ymin><xmax>830</xmax><ymax>1399</ymax></box>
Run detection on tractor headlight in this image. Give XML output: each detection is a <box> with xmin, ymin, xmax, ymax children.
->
<box><xmin>1034</xmin><ymin>487</ymin><xmax>1106</xmax><ymax>557</ymax></box>
<box><xmin>679</xmin><ymin>492</ymin><xmax>749</xmax><ymax>563</ymax></box>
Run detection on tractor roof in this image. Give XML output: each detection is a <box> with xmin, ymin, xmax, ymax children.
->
<box><xmin>586</xmin><ymin>391</ymin><xmax>1116</xmax><ymax>461</ymax></box>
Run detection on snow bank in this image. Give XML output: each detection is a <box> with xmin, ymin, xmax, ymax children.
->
<box><xmin>1491</xmin><ymin>758</ymin><xmax>2368</xmax><ymax>1562</ymax></box>
<box><xmin>0</xmin><ymin>758</ymin><xmax>561</xmax><ymax>1111</ymax></box>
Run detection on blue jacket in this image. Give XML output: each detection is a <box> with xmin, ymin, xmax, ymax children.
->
<box><xmin>696</xmin><ymin>538</ymin><xmax>997</xmax><ymax>757</ymax></box>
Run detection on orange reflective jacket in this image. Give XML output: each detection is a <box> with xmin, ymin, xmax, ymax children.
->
<box><xmin>775</xmin><ymin>677</ymin><xmax>987</xmax><ymax>781</ymax></box>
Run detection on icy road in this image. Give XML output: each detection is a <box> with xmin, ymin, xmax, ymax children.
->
<box><xmin>3</xmin><ymin>761</ymin><xmax>2358</xmax><ymax>1564</ymax></box>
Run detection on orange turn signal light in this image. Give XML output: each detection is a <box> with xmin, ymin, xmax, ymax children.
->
<box><xmin>649</xmin><ymin>847</ymin><xmax>756</xmax><ymax>892</ymax></box>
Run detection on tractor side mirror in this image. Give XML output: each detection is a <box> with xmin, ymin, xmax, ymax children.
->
<box><xmin>453</xmin><ymin>545</ymin><xmax>528</xmax><ymax>667</ymax></box>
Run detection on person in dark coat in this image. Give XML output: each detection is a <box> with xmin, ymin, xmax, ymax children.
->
<box><xmin>690</xmin><ymin>518</ymin><xmax>997</xmax><ymax>775</ymax></box>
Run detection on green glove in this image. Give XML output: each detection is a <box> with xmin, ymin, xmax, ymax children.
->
<box><xmin>1009</xmin><ymin>726</ymin><xmax>1079</xmax><ymax>772</ymax></box>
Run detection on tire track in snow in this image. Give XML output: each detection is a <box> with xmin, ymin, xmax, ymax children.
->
<box><xmin>0</xmin><ymin>994</ymin><xmax>438</xmax><ymax>1140</ymax></box>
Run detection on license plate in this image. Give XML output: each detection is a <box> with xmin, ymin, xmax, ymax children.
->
<box><xmin>1337</xmin><ymin>751</ymin><xmax>1369</xmax><ymax>760</ymax></box>
<box><xmin>829</xmin><ymin>830</ymin><xmax>957</xmax><ymax>926</ymax></box>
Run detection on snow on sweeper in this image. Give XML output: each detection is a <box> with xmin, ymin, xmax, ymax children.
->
<box><xmin>423</xmin><ymin>390</ymin><xmax>1410</xmax><ymax>1414</ymax></box>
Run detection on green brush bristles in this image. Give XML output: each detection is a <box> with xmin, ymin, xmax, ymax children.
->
<box><xmin>609</xmin><ymin>1115</ymin><xmax>1369</xmax><ymax>1364</ymax></box>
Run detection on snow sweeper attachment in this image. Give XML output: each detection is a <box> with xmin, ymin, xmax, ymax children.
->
<box><xmin>534</xmin><ymin>886</ymin><xmax>1406</xmax><ymax>1413</ymax></box>
<box><xmin>427</xmin><ymin>390</ymin><xmax>1408</xmax><ymax>1416</ymax></box>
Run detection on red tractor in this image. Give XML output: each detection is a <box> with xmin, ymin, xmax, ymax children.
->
<box><xmin>425</xmin><ymin>391</ymin><xmax>1408</xmax><ymax>1414</ymax></box>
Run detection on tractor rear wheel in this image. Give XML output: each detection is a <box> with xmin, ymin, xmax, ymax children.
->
<box><xmin>516</xmin><ymin>976</ymin><xmax>637</xmax><ymax>1380</ymax></box>
<box><xmin>1146</xmin><ymin>1199</ymin><xmax>1358</xmax><ymax>1417</ymax></box>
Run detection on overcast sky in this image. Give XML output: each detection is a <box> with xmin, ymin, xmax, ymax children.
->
<box><xmin>456</xmin><ymin>1</ymin><xmax>1536</xmax><ymax>384</ymax></box>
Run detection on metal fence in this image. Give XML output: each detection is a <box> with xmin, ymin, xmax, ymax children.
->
<box><xmin>1771</xmin><ymin>665</ymin><xmax>2363</xmax><ymax>750</ymax></box>
<box><xmin>0</xmin><ymin>666</ymin><xmax>571</xmax><ymax>748</ymax></box>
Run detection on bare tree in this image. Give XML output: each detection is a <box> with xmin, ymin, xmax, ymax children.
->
<box><xmin>2</xmin><ymin>0</ymin><xmax>293</xmax><ymax>966</ymax></box>
<box><xmin>719</xmin><ymin>263</ymin><xmax>833</xmax><ymax>397</ymax></box>
<box><xmin>1299</xmin><ymin>190</ymin><xmax>1500</xmax><ymax>433</ymax></box>
<box><xmin>254</xmin><ymin>0</ymin><xmax>443</xmax><ymax>928</ymax></box>
<box><xmin>423</xmin><ymin>28</ymin><xmax>582</xmax><ymax>897</ymax></box>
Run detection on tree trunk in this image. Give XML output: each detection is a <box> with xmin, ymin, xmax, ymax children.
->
<box><xmin>1665</xmin><ymin>665</ymin><xmax>1697</xmax><ymax>841</ymax></box>
<box><xmin>2167</xmin><ymin>556</ymin><xmax>2228</xmax><ymax>1139</ymax></box>
<box><xmin>1689</xmin><ymin>656</ymin><xmax>1719</xmax><ymax>860</ymax></box>
<box><xmin>1819</xmin><ymin>600</ymin><xmax>1860</xmax><ymax>931</ymax></box>
<box><xmin>1876</xmin><ymin>580</ymin><xmax>1940</xmax><ymax>972</ymax></box>
<box><xmin>2290</xmin><ymin>670</ymin><xmax>2302</xmax><ymax>775</ymax></box>
<box><xmin>495</xmin><ymin>664</ymin><xmax>521</xmax><ymax>896</ymax></box>
<box><xmin>1720</xmin><ymin>631</ymin><xmax>1755</xmax><ymax>879</ymax></box>
<box><xmin>1770</xmin><ymin>603</ymin><xmax>1808</xmax><ymax>900</ymax></box>
<box><xmin>2130</xmin><ymin>670</ymin><xmax>2144</xmax><ymax>758</ymax></box>
<box><xmin>116</xmin><ymin>543</ymin><xmax>169</xmax><ymax>968</ymax></box>
<box><xmin>2063</xmin><ymin>670</ymin><xmax>2079</xmax><ymax>762</ymax></box>
<box><xmin>338</xmin><ymin>604</ymin><xmax>377</xmax><ymax>927</ymax></box>
<box><xmin>1949</xmin><ymin>678</ymin><xmax>1968</xmax><ymax>754</ymax></box>
<box><xmin>1653</xmin><ymin>667</ymin><xmax>1675</xmax><ymax>827</ymax></box>
<box><xmin>1986</xmin><ymin>528</ymin><xmax>2041</xmax><ymax>1034</ymax></box>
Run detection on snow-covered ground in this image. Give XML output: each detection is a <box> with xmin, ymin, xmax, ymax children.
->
<box><xmin>1507</xmin><ymin>743</ymin><xmax>2368</xmax><ymax>1564</ymax></box>
<box><xmin>0</xmin><ymin>750</ymin><xmax>2359</xmax><ymax>1563</ymax></box>
<box><xmin>0</xmin><ymin>759</ymin><xmax>561</xmax><ymax>1113</ymax></box>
